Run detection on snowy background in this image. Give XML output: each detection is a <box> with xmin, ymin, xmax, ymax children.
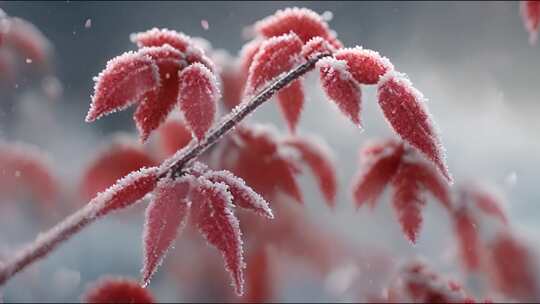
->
<box><xmin>0</xmin><ymin>1</ymin><xmax>539</xmax><ymax>302</ymax></box>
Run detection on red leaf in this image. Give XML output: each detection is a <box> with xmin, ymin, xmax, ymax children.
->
<box><xmin>82</xmin><ymin>276</ymin><xmax>155</xmax><ymax>304</ymax></box>
<box><xmin>453</xmin><ymin>209</ymin><xmax>481</xmax><ymax>271</ymax></box>
<box><xmin>318</xmin><ymin>57</ymin><xmax>362</xmax><ymax>126</ymax></box>
<box><xmin>472</xmin><ymin>190</ymin><xmax>508</xmax><ymax>225</ymax></box>
<box><xmin>301</xmin><ymin>36</ymin><xmax>335</xmax><ymax>60</ymax></box>
<box><xmin>158</xmin><ymin>118</ymin><xmax>193</xmax><ymax>158</ymax></box>
<box><xmin>488</xmin><ymin>233</ymin><xmax>538</xmax><ymax>301</ymax></box>
<box><xmin>191</xmin><ymin>177</ymin><xmax>245</xmax><ymax>296</ymax></box>
<box><xmin>239</xmin><ymin>39</ymin><xmax>263</xmax><ymax>77</ymax></box>
<box><xmin>334</xmin><ymin>47</ymin><xmax>394</xmax><ymax>85</ymax></box>
<box><xmin>204</xmin><ymin>170</ymin><xmax>273</xmax><ymax>219</ymax></box>
<box><xmin>230</xmin><ymin>125</ymin><xmax>303</xmax><ymax>203</ymax></box>
<box><xmin>403</xmin><ymin>161</ymin><xmax>452</xmax><ymax>210</ymax></box>
<box><xmin>90</xmin><ymin>167</ymin><xmax>158</xmax><ymax>217</ymax></box>
<box><xmin>177</xmin><ymin>62</ymin><xmax>219</xmax><ymax>140</ymax></box>
<box><xmin>134</xmin><ymin>45</ymin><xmax>186</xmax><ymax>142</ymax></box>
<box><xmin>243</xmin><ymin>246</ymin><xmax>272</xmax><ymax>303</ymax></box>
<box><xmin>391</xmin><ymin>163</ymin><xmax>426</xmax><ymax>244</ymax></box>
<box><xmin>0</xmin><ymin>142</ymin><xmax>59</xmax><ymax>206</ymax></box>
<box><xmin>130</xmin><ymin>28</ymin><xmax>214</xmax><ymax>70</ymax></box>
<box><xmin>277</xmin><ymin>80</ymin><xmax>304</xmax><ymax>133</ymax></box>
<box><xmin>273</xmin><ymin>158</ymin><xmax>303</xmax><ymax>203</ymax></box>
<box><xmin>86</xmin><ymin>51</ymin><xmax>159</xmax><ymax>122</ymax></box>
<box><xmin>352</xmin><ymin>140</ymin><xmax>404</xmax><ymax>209</ymax></box>
<box><xmin>521</xmin><ymin>1</ymin><xmax>540</xmax><ymax>44</ymax></box>
<box><xmin>80</xmin><ymin>137</ymin><xmax>157</xmax><ymax>200</ymax></box>
<box><xmin>142</xmin><ymin>177</ymin><xmax>192</xmax><ymax>286</ymax></box>
<box><xmin>131</xmin><ymin>28</ymin><xmax>192</xmax><ymax>53</ymax></box>
<box><xmin>377</xmin><ymin>72</ymin><xmax>451</xmax><ymax>182</ymax></box>
<box><xmin>229</xmin><ymin>38</ymin><xmax>263</xmax><ymax>106</ymax></box>
<box><xmin>283</xmin><ymin>136</ymin><xmax>337</xmax><ymax>207</ymax></box>
<box><xmin>254</xmin><ymin>7</ymin><xmax>342</xmax><ymax>48</ymax></box>
<box><xmin>244</xmin><ymin>33</ymin><xmax>303</xmax><ymax>96</ymax></box>
<box><xmin>2</xmin><ymin>17</ymin><xmax>52</xmax><ymax>66</ymax></box>
<box><xmin>217</xmin><ymin>54</ymin><xmax>244</xmax><ymax>110</ymax></box>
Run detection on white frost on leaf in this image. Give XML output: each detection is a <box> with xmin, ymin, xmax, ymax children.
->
<box><xmin>141</xmin><ymin>175</ymin><xmax>193</xmax><ymax>287</ymax></box>
<box><xmin>204</xmin><ymin>169</ymin><xmax>273</xmax><ymax>219</ymax></box>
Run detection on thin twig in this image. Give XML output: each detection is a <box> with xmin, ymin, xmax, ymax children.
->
<box><xmin>0</xmin><ymin>53</ymin><xmax>331</xmax><ymax>286</ymax></box>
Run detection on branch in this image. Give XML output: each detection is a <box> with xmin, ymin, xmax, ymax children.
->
<box><xmin>0</xmin><ymin>53</ymin><xmax>331</xmax><ymax>286</ymax></box>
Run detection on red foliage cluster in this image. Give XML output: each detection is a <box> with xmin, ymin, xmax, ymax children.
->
<box><xmin>86</xmin><ymin>28</ymin><xmax>220</xmax><ymax>142</ymax></box>
<box><xmin>216</xmin><ymin>8</ymin><xmax>451</xmax><ymax>183</ymax></box>
<box><xmin>78</xmin><ymin>7</ymin><xmax>456</xmax><ymax>298</ymax></box>
<box><xmin>216</xmin><ymin>124</ymin><xmax>336</xmax><ymax>207</ymax></box>
<box><xmin>141</xmin><ymin>161</ymin><xmax>273</xmax><ymax>295</ymax></box>
<box><xmin>486</xmin><ymin>233</ymin><xmax>539</xmax><ymax>301</ymax></box>
<box><xmin>450</xmin><ymin>184</ymin><xmax>508</xmax><ymax>272</ymax></box>
<box><xmin>448</xmin><ymin>184</ymin><xmax>539</xmax><ymax>301</ymax></box>
<box><xmin>351</xmin><ymin>139</ymin><xmax>450</xmax><ymax>243</ymax></box>
<box><xmin>26</xmin><ymin>6</ymin><xmax>540</xmax><ymax>303</ymax></box>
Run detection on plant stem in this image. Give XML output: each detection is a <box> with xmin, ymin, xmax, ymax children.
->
<box><xmin>0</xmin><ymin>53</ymin><xmax>331</xmax><ymax>286</ymax></box>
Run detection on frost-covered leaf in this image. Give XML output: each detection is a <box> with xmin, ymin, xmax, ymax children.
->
<box><xmin>377</xmin><ymin>71</ymin><xmax>451</xmax><ymax>182</ymax></box>
<box><xmin>453</xmin><ymin>209</ymin><xmax>481</xmax><ymax>271</ymax></box>
<box><xmin>82</xmin><ymin>276</ymin><xmax>155</xmax><ymax>304</ymax></box>
<box><xmin>80</xmin><ymin>137</ymin><xmax>157</xmax><ymax>200</ymax></box>
<box><xmin>284</xmin><ymin>136</ymin><xmax>337</xmax><ymax>207</ymax></box>
<box><xmin>90</xmin><ymin>167</ymin><xmax>158</xmax><ymax>217</ymax></box>
<box><xmin>142</xmin><ymin>177</ymin><xmax>192</xmax><ymax>286</ymax></box>
<box><xmin>487</xmin><ymin>233</ymin><xmax>538</xmax><ymax>301</ymax></box>
<box><xmin>244</xmin><ymin>246</ymin><xmax>272</xmax><ymax>303</ymax></box>
<box><xmin>131</xmin><ymin>28</ymin><xmax>214</xmax><ymax>70</ymax></box>
<box><xmin>472</xmin><ymin>189</ymin><xmax>508</xmax><ymax>225</ymax></box>
<box><xmin>402</xmin><ymin>161</ymin><xmax>451</xmax><ymax>210</ymax></box>
<box><xmin>334</xmin><ymin>47</ymin><xmax>393</xmax><ymax>85</ymax></box>
<box><xmin>215</xmin><ymin>52</ymin><xmax>244</xmax><ymax>109</ymax></box>
<box><xmin>86</xmin><ymin>51</ymin><xmax>159</xmax><ymax>122</ymax></box>
<box><xmin>254</xmin><ymin>7</ymin><xmax>342</xmax><ymax>48</ymax></box>
<box><xmin>204</xmin><ymin>170</ymin><xmax>273</xmax><ymax>219</ymax></box>
<box><xmin>226</xmin><ymin>38</ymin><xmax>263</xmax><ymax>106</ymax></box>
<box><xmin>239</xmin><ymin>39</ymin><xmax>263</xmax><ymax>78</ymax></box>
<box><xmin>318</xmin><ymin>57</ymin><xmax>362</xmax><ymax>126</ymax></box>
<box><xmin>158</xmin><ymin>118</ymin><xmax>193</xmax><ymax>158</ymax></box>
<box><xmin>130</xmin><ymin>28</ymin><xmax>215</xmax><ymax>71</ymax></box>
<box><xmin>177</xmin><ymin>63</ymin><xmax>219</xmax><ymax>140</ymax></box>
<box><xmin>301</xmin><ymin>36</ymin><xmax>335</xmax><ymax>60</ymax></box>
<box><xmin>521</xmin><ymin>1</ymin><xmax>540</xmax><ymax>44</ymax></box>
<box><xmin>0</xmin><ymin>142</ymin><xmax>59</xmax><ymax>206</ymax></box>
<box><xmin>191</xmin><ymin>177</ymin><xmax>245</xmax><ymax>296</ymax></box>
<box><xmin>229</xmin><ymin>125</ymin><xmax>302</xmax><ymax>203</ymax></box>
<box><xmin>352</xmin><ymin>140</ymin><xmax>404</xmax><ymax>209</ymax></box>
<box><xmin>391</xmin><ymin>163</ymin><xmax>426</xmax><ymax>244</ymax></box>
<box><xmin>244</xmin><ymin>33</ymin><xmax>303</xmax><ymax>96</ymax></box>
<box><xmin>134</xmin><ymin>45</ymin><xmax>186</xmax><ymax>142</ymax></box>
<box><xmin>277</xmin><ymin>80</ymin><xmax>304</xmax><ymax>133</ymax></box>
<box><xmin>131</xmin><ymin>28</ymin><xmax>193</xmax><ymax>53</ymax></box>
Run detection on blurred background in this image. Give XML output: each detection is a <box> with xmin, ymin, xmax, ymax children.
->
<box><xmin>0</xmin><ymin>1</ymin><xmax>539</xmax><ymax>302</ymax></box>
